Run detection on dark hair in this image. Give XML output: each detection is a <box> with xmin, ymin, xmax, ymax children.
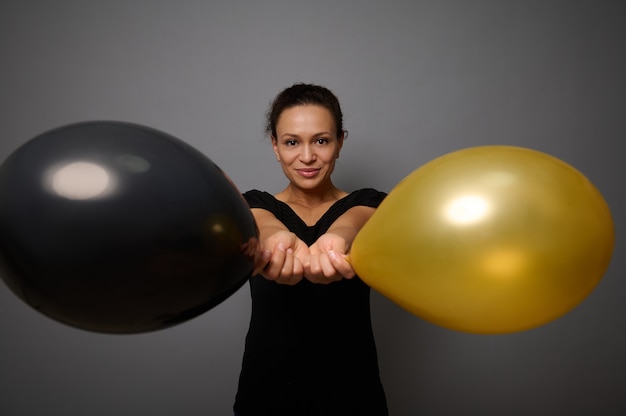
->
<box><xmin>266</xmin><ymin>83</ymin><xmax>344</xmax><ymax>139</ymax></box>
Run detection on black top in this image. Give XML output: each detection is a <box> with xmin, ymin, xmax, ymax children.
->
<box><xmin>234</xmin><ymin>189</ymin><xmax>388</xmax><ymax>416</ymax></box>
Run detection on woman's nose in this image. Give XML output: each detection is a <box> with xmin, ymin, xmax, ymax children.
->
<box><xmin>300</xmin><ymin>145</ymin><xmax>316</xmax><ymax>162</ymax></box>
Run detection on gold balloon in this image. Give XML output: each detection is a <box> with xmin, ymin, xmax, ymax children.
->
<box><xmin>350</xmin><ymin>146</ymin><xmax>614</xmax><ymax>334</ymax></box>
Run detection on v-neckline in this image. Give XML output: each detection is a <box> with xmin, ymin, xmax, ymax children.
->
<box><xmin>273</xmin><ymin>192</ymin><xmax>352</xmax><ymax>228</ymax></box>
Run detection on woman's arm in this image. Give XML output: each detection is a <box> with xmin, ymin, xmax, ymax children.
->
<box><xmin>325</xmin><ymin>205</ymin><xmax>377</xmax><ymax>248</ymax></box>
<box><xmin>250</xmin><ymin>208</ymin><xmax>309</xmax><ymax>285</ymax></box>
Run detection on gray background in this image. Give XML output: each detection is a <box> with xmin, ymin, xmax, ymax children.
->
<box><xmin>1</xmin><ymin>1</ymin><xmax>624</xmax><ymax>415</ymax></box>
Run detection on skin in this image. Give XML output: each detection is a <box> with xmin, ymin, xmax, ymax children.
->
<box><xmin>252</xmin><ymin>104</ymin><xmax>376</xmax><ymax>285</ymax></box>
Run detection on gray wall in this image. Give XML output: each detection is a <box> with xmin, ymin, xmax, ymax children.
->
<box><xmin>1</xmin><ymin>1</ymin><xmax>624</xmax><ymax>415</ymax></box>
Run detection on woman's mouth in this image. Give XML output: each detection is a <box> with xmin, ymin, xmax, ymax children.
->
<box><xmin>296</xmin><ymin>168</ymin><xmax>320</xmax><ymax>178</ymax></box>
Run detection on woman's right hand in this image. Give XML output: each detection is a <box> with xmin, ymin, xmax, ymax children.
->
<box><xmin>261</xmin><ymin>230</ymin><xmax>309</xmax><ymax>285</ymax></box>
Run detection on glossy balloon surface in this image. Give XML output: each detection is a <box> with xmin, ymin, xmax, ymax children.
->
<box><xmin>351</xmin><ymin>146</ymin><xmax>614</xmax><ymax>334</ymax></box>
<box><xmin>0</xmin><ymin>121</ymin><xmax>258</xmax><ymax>333</ymax></box>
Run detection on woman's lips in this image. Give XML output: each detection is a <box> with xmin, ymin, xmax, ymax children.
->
<box><xmin>296</xmin><ymin>168</ymin><xmax>320</xmax><ymax>178</ymax></box>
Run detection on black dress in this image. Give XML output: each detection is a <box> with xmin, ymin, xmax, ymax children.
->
<box><xmin>234</xmin><ymin>189</ymin><xmax>388</xmax><ymax>416</ymax></box>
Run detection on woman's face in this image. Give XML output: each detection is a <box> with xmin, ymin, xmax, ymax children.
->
<box><xmin>272</xmin><ymin>105</ymin><xmax>343</xmax><ymax>192</ymax></box>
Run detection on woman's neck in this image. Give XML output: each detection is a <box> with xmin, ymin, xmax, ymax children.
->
<box><xmin>276</xmin><ymin>183</ymin><xmax>346</xmax><ymax>207</ymax></box>
<box><xmin>275</xmin><ymin>183</ymin><xmax>348</xmax><ymax>226</ymax></box>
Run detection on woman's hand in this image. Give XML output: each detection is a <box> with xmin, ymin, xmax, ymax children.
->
<box><xmin>305</xmin><ymin>233</ymin><xmax>355</xmax><ymax>284</ymax></box>
<box><xmin>261</xmin><ymin>230</ymin><xmax>309</xmax><ymax>285</ymax></box>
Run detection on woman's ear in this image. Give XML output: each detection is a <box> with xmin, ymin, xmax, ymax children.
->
<box><xmin>336</xmin><ymin>130</ymin><xmax>346</xmax><ymax>157</ymax></box>
<box><xmin>271</xmin><ymin>136</ymin><xmax>280</xmax><ymax>161</ymax></box>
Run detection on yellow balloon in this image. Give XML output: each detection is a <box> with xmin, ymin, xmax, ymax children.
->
<box><xmin>351</xmin><ymin>146</ymin><xmax>614</xmax><ymax>334</ymax></box>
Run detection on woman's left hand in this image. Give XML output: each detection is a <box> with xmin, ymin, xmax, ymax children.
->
<box><xmin>305</xmin><ymin>233</ymin><xmax>355</xmax><ymax>284</ymax></box>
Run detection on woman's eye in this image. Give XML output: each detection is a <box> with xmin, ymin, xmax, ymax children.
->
<box><xmin>316</xmin><ymin>138</ymin><xmax>329</xmax><ymax>145</ymax></box>
<box><xmin>285</xmin><ymin>140</ymin><xmax>297</xmax><ymax>146</ymax></box>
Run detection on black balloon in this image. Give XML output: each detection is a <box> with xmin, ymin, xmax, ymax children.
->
<box><xmin>0</xmin><ymin>121</ymin><xmax>258</xmax><ymax>333</ymax></box>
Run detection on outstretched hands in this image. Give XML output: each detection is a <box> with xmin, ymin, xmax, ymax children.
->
<box><xmin>248</xmin><ymin>205</ymin><xmax>376</xmax><ymax>285</ymax></box>
<box><xmin>252</xmin><ymin>231</ymin><xmax>355</xmax><ymax>285</ymax></box>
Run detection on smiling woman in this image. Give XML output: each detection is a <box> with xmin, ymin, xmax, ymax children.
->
<box><xmin>271</xmin><ymin>104</ymin><xmax>343</xmax><ymax>195</ymax></box>
<box><xmin>233</xmin><ymin>84</ymin><xmax>389</xmax><ymax>416</ymax></box>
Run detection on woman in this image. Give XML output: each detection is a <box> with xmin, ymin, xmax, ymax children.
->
<box><xmin>234</xmin><ymin>84</ymin><xmax>388</xmax><ymax>416</ymax></box>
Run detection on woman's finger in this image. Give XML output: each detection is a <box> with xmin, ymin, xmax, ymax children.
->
<box><xmin>328</xmin><ymin>250</ymin><xmax>355</xmax><ymax>279</ymax></box>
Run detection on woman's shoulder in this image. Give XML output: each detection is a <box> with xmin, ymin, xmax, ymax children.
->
<box><xmin>343</xmin><ymin>188</ymin><xmax>387</xmax><ymax>208</ymax></box>
<box><xmin>242</xmin><ymin>189</ymin><xmax>277</xmax><ymax>209</ymax></box>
